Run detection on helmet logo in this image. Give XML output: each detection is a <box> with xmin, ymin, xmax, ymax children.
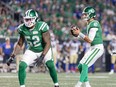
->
<box><xmin>89</xmin><ymin>9</ymin><xmax>95</xmax><ymax>13</ymax></box>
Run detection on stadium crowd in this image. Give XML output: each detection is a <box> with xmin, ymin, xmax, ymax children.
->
<box><xmin>0</xmin><ymin>0</ymin><xmax>116</xmax><ymax>73</ymax></box>
<box><xmin>0</xmin><ymin>0</ymin><xmax>116</xmax><ymax>39</ymax></box>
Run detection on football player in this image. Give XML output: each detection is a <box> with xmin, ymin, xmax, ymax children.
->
<box><xmin>107</xmin><ymin>37</ymin><xmax>116</xmax><ymax>75</ymax></box>
<box><xmin>69</xmin><ymin>38</ymin><xmax>81</xmax><ymax>73</ymax></box>
<box><xmin>7</xmin><ymin>9</ymin><xmax>59</xmax><ymax>87</ymax></box>
<box><xmin>50</xmin><ymin>32</ymin><xmax>59</xmax><ymax>69</ymax></box>
<box><xmin>71</xmin><ymin>6</ymin><xmax>104</xmax><ymax>87</ymax></box>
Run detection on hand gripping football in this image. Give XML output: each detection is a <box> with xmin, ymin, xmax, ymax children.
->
<box><xmin>70</xmin><ymin>26</ymin><xmax>79</xmax><ymax>37</ymax></box>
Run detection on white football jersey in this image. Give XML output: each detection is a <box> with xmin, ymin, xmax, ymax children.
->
<box><xmin>69</xmin><ymin>40</ymin><xmax>81</xmax><ymax>55</ymax></box>
<box><xmin>51</xmin><ymin>39</ymin><xmax>59</xmax><ymax>52</ymax></box>
<box><xmin>110</xmin><ymin>40</ymin><xmax>116</xmax><ymax>53</ymax></box>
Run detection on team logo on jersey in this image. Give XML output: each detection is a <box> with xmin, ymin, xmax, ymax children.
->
<box><xmin>93</xmin><ymin>22</ymin><xmax>98</xmax><ymax>26</ymax></box>
<box><xmin>33</xmin><ymin>31</ymin><xmax>38</xmax><ymax>34</ymax></box>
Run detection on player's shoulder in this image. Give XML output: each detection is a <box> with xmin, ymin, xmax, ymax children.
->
<box><xmin>17</xmin><ymin>23</ymin><xmax>25</xmax><ymax>30</ymax></box>
<box><xmin>90</xmin><ymin>20</ymin><xmax>100</xmax><ymax>27</ymax></box>
<box><xmin>17</xmin><ymin>23</ymin><xmax>25</xmax><ymax>32</ymax></box>
<box><xmin>17</xmin><ymin>23</ymin><xmax>25</xmax><ymax>29</ymax></box>
<box><xmin>36</xmin><ymin>21</ymin><xmax>49</xmax><ymax>31</ymax></box>
<box><xmin>36</xmin><ymin>21</ymin><xmax>48</xmax><ymax>26</ymax></box>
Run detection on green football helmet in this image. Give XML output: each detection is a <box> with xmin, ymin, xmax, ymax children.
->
<box><xmin>82</xmin><ymin>6</ymin><xmax>96</xmax><ymax>21</ymax></box>
<box><xmin>23</xmin><ymin>9</ymin><xmax>38</xmax><ymax>27</ymax></box>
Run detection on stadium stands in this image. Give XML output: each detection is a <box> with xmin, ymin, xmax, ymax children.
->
<box><xmin>0</xmin><ymin>0</ymin><xmax>116</xmax><ymax>73</ymax></box>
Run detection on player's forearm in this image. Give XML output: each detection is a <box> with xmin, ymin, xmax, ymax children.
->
<box><xmin>78</xmin><ymin>32</ymin><xmax>92</xmax><ymax>43</ymax></box>
<box><xmin>12</xmin><ymin>40</ymin><xmax>24</xmax><ymax>55</ymax></box>
<box><xmin>17</xmin><ymin>40</ymin><xmax>24</xmax><ymax>47</ymax></box>
<box><xmin>42</xmin><ymin>43</ymin><xmax>51</xmax><ymax>55</ymax></box>
<box><xmin>42</xmin><ymin>31</ymin><xmax>51</xmax><ymax>56</ymax></box>
<box><xmin>83</xmin><ymin>36</ymin><xmax>92</xmax><ymax>43</ymax></box>
<box><xmin>12</xmin><ymin>42</ymin><xmax>19</xmax><ymax>55</ymax></box>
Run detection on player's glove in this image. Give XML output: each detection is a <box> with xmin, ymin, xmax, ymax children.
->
<box><xmin>34</xmin><ymin>54</ymin><xmax>45</xmax><ymax>66</ymax></box>
<box><xmin>70</xmin><ymin>26</ymin><xmax>79</xmax><ymax>37</ymax></box>
<box><xmin>7</xmin><ymin>54</ymin><xmax>15</xmax><ymax>66</ymax></box>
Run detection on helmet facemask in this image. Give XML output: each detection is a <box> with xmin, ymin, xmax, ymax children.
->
<box><xmin>24</xmin><ymin>17</ymin><xmax>36</xmax><ymax>28</ymax></box>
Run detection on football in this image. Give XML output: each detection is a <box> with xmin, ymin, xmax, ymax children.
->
<box><xmin>70</xmin><ymin>26</ymin><xmax>79</xmax><ymax>37</ymax></box>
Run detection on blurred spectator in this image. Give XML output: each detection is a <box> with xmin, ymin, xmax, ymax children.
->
<box><xmin>7</xmin><ymin>21</ymin><xmax>18</xmax><ymax>36</ymax></box>
<box><xmin>1</xmin><ymin>37</ymin><xmax>14</xmax><ymax>72</ymax></box>
<box><xmin>0</xmin><ymin>43</ymin><xmax>3</xmax><ymax>72</ymax></box>
<box><xmin>0</xmin><ymin>0</ymin><xmax>116</xmax><ymax>39</ymax></box>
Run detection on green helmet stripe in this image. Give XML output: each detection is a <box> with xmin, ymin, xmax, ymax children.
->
<box><xmin>28</xmin><ymin>10</ymin><xmax>31</xmax><ymax>17</ymax></box>
<box><xmin>26</xmin><ymin>10</ymin><xmax>30</xmax><ymax>17</ymax></box>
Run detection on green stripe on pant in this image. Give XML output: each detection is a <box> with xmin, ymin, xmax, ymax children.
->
<box><xmin>86</xmin><ymin>49</ymin><xmax>100</xmax><ymax>65</ymax></box>
<box><xmin>84</xmin><ymin>48</ymin><xmax>98</xmax><ymax>64</ymax></box>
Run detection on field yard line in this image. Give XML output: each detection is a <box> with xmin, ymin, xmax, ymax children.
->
<box><xmin>0</xmin><ymin>76</ymin><xmax>17</xmax><ymax>78</ymax></box>
<box><xmin>0</xmin><ymin>75</ymin><xmax>109</xmax><ymax>79</ymax></box>
<box><xmin>65</xmin><ymin>75</ymin><xmax>109</xmax><ymax>78</ymax></box>
<box><xmin>107</xmin><ymin>83</ymin><xmax>116</xmax><ymax>85</ymax></box>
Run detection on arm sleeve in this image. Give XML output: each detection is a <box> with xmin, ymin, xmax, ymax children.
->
<box><xmin>88</xmin><ymin>28</ymin><xmax>98</xmax><ymax>41</ymax></box>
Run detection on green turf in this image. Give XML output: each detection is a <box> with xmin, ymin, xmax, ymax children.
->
<box><xmin>0</xmin><ymin>72</ymin><xmax>116</xmax><ymax>87</ymax></box>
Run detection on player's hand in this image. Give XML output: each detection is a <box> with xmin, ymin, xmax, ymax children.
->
<box><xmin>7</xmin><ymin>54</ymin><xmax>15</xmax><ymax>66</ymax></box>
<box><xmin>70</xmin><ymin>26</ymin><xmax>80</xmax><ymax>37</ymax></box>
<box><xmin>34</xmin><ymin>54</ymin><xmax>45</xmax><ymax>66</ymax></box>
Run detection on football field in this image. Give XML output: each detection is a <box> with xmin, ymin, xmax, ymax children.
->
<box><xmin>0</xmin><ymin>72</ymin><xmax>116</xmax><ymax>87</ymax></box>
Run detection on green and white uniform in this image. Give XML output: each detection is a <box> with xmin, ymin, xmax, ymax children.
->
<box><xmin>18</xmin><ymin>21</ymin><xmax>52</xmax><ymax>65</ymax></box>
<box><xmin>18</xmin><ymin>9</ymin><xmax>58</xmax><ymax>87</ymax></box>
<box><xmin>75</xmin><ymin>6</ymin><xmax>104</xmax><ymax>87</ymax></box>
<box><xmin>80</xmin><ymin>20</ymin><xmax>104</xmax><ymax>67</ymax></box>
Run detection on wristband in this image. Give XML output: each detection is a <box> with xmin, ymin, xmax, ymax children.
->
<box><xmin>79</xmin><ymin>32</ymin><xmax>86</xmax><ymax>39</ymax></box>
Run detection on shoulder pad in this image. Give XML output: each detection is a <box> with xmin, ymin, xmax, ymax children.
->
<box><xmin>90</xmin><ymin>20</ymin><xmax>100</xmax><ymax>27</ymax></box>
<box><xmin>17</xmin><ymin>23</ymin><xmax>25</xmax><ymax>32</ymax></box>
<box><xmin>38</xmin><ymin>21</ymin><xmax>49</xmax><ymax>31</ymax></box>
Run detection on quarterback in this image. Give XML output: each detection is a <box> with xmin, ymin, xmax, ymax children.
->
<box><xmin>71</xmin><ymin>6</ymin><xmax>104</xmax><ymax>87</ymax></box>
<box><xmin>7</xmin><ymin>9</ymin><xmax>59</xmax><ymax>87</ymax></box>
